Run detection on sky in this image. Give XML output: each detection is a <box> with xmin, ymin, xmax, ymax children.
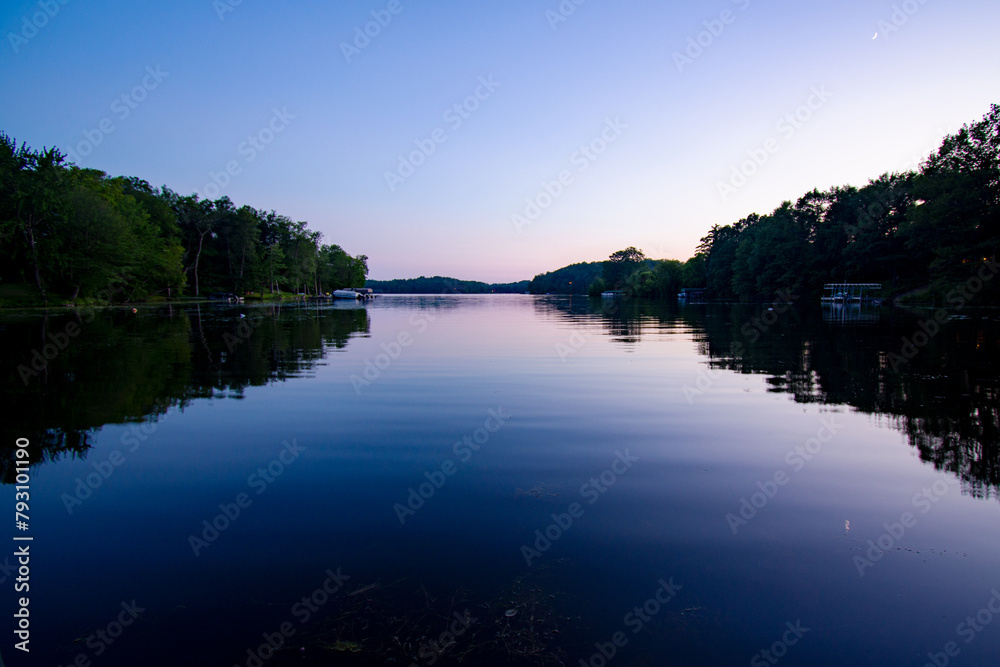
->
<box><xmin>2</xmin><ymin>0</ymin><xmax>998</xmax><ymax>283</ymax></box>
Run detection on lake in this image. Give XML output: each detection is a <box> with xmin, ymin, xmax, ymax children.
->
<box><xmin>3</xmin><ymin>295</ymin><xmax>999</xmax><ymax>666</ymax></box>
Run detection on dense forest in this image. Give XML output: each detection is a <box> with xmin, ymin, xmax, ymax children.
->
<box><xmin>365</xmin><ymin>276</ymin><xmax>529</xmax><ymax>294</ymax></box>
<box><xmin>0</xmin><ymin>134</ymin><xmax>368</xmax><ymax>306</ymax></box>
<box><xmin>534</xmin><ymin>103</ymin><xmax>1000</xmax><ymax>305</ymax></box>
<box><xmin>4</xmin><ymin>103</ymin><xmax>996</xmax><ymax>305</ymax></box>
<box><xmin>527</xmin><ymin>262</ymin><xmax>604</xmax><ymax>295</ymax></box>
<box><xmin>528</xmin><ymin>252</ymin><xmax>702</xmax><ymax>299</ymax></box>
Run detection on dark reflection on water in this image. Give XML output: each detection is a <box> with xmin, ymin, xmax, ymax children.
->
<box><xmin>535</xmin><ymin>297</ymin><xmax>1000</xmax><ymax>499</ymax></box>
<box><xmin>697</xmin><ymin>302</ymin><xmax>1000</xmax><ymax>500</ymax></box>
<box><xmin>0</xmin><ymin>302</ymin><xmax>369</xmax><ymax>479</ymax></box>
<box><xmin>3</xmin><ymin>295</ymin><xmax>1000</xmax><ymax>666</ymax></box>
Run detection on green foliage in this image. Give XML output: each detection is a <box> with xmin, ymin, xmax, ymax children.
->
<box><xmin>602</xmin><ymin>251</ymin><xmax>685</xmax><ymax>300</ymax></box>
<box><xmin>652</xmin><ymin>259</ymin><xmax>685</xmax><ymax>298</ymax></box>
<box><xmin>528</xmin><ymin>262</ymin><xmax>604</xmax><ymax>294</ymax></box>
<box><xmin>3</xmin><ymin>102</ymin><xmax>996</xmax><ymax>307</ymax></box>
<box><xmin>681</xmin><ymin>253</ymin><xmax>706</xmax><ymax>288</ymax></box>
<box><xmin>365</xmin><ymin>276</ymin><xmax>528</xmax><ymax>294</ymax></box>
<box><xmin>534</xmin><ymin>252</ymin><xmax>698</xmax><ymax>300</ymax></box>
<box><xmin>322</xmin><ymin>245</ymin><xmax>368</xmax><ymax>291</ymax></box>
<box><xmin>0</xmin><ymin>133</ymin><xmax>366</xmax><ymax>304</ymax></box>
<box><xmin>899</xmin><ymin>104</ymin><xmax>999</xmax><ymax>298</ymax></box>
<box><xmin>587</xmin><ymin>276</ymin><xmax>607</xmax><ymax>297</ymax></box>
<box><xmin>603</xmin><ymin>246</ymin><xmax>646</xmax><ymax>289</ymax></box>
<box><xmin>694</xmin><ymin>104</ymin><xmax>1000</xmax><ymax>303</ymax></box>
<box><xmin>0</xmin><ymin>135</ymin><xmax>66</xmax><ymax>301</ymax></box>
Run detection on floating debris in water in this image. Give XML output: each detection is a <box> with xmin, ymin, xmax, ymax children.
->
<box><xmin>267</xmin><ymin>567</ymin><xmax>569</xmax><ymax>665</ymax></box>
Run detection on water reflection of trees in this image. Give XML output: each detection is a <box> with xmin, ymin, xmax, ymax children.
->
<box><xmin>532</xmin><ymin>296</ymin><xmax>682</xmax><ymax>347</ymax></box>
<box><xmin>693</xmin><ymin>304</ymin><xmax>1000</xmax><ymax>499</ymax></box>
<box><xmin>6</xmin><ymin>297</ymin><xmax>998</xmax><ymax>498</ymax></box>
<box><xmin>0</xmin><ymin>303</ymin><xmax>369</xmax><ymax>481</ymax></box>
<box><xmin>538</xmin><ymin>297</ymin><xmax>1000</xmax><ymax>499</ymax></box>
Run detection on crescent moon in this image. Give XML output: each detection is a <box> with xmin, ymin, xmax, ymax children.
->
<box><xmin>872</xmin><ymin>32</ymin><xmax>878</xmax><ymax>39</ymax></box>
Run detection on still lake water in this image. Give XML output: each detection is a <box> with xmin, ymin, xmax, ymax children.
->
<box><xmin>2</xmin><ymin>295</ymin><xmax>1000</xmax><ymax>666</ymax></box>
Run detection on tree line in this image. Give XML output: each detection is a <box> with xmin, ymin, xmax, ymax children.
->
<box><xmin>365</xmin><ymin>276</ymin><xmax>529</xmax><ymax>294</ymax></box>
<box><xmin>0</xmin><ymin>134</ymin><xmax>368</xmax><ymax>305</ymax></box>
<box><xmin>688</xmin><ymin>103</ymin><xmax>999</xmax><ymax>303</ymax></box>
<box><xmin>536</xmin><ymin>103</ymin><xmax>999</xmax><ymax>305</ymax></box>
<box><xmin>528</xmin><ymin>252</ymin><xmax>703</xmax><ymax>299</ymax></box>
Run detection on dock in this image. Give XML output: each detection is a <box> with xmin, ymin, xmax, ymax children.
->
<box><xmin>821</xmin><ymin>283</ymin><xmax>882</xmax><ymax>304</ymax></box>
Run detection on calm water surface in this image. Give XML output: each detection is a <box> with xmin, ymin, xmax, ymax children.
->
<box><xmin>2</xmin><ymin>295</ymin><xmax>999</xmax><ymax>666</ymax></box>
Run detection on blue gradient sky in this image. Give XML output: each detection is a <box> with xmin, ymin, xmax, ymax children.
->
<box><xmin>2</xmin><ymin>0</ymin><xmax>998</xmax><ymax>282</ymax></box>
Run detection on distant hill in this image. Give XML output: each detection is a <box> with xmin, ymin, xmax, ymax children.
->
<box><xmin>368</xmin><ymin>261</ymin><xmax>625</xmax><ymax>296</ymax></box>
<box><xmin>527</xmin><ymin>261</ymin><xmax>603</xmax><ymax>295</ymax></box>
<box><xmin>368</xmin><ymin>256</ymin><xmax>670</xmax><ymax>297</ymax></box>
<box><xmin>527</xmin><ymin>257</ymin><xmax>663</xmax><ymax>295</ymax></box>
<box><xmin>365</xmin><ymin>276</ymin><xmax>529</xmax><ymax>294</ymax></box>
<box><xmin>368</xmin><ymin>255</ymin><xmax>667</xmax><ymax>296</ymax></box>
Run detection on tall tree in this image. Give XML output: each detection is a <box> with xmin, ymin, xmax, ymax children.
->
<box><xmin>173</xmin><ymin>195</ymin><xmax>225</xmax><ymax>297</ymax></box>
<box><xmin>1</xmin><ymin>136</ymin><xmax>68</xmax><ymax>302</ymax></box>
<box><xmin>902</xmin><ymin>104</ymin><xmax>999</xmax><ymax>292</ymax></box>
<box><xmin>604</xmin><ymin>247</ymin><xmax>647</xmax><ymax>289</ymax></box>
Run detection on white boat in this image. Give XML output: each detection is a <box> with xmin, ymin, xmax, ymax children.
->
<box><xmin>333</xmin><ymin>289</ymin><xmax>360</xmax><ymax>299</ymax></box>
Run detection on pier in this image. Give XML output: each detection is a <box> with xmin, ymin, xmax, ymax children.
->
<box><xmin>821</xmin><ymin>283</ymin><xmax>882</xmax><ymax>304</ymax></box>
